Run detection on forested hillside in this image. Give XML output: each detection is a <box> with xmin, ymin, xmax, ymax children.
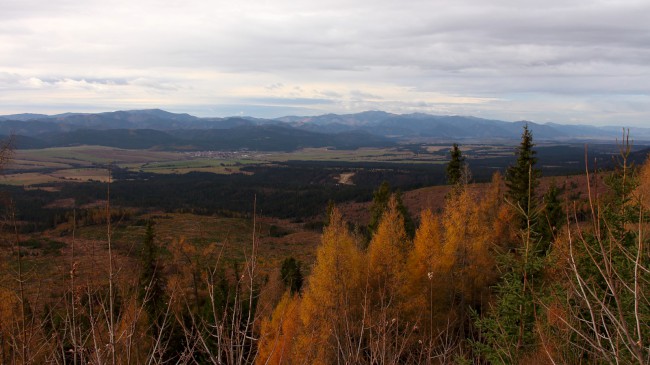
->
<box><xmin>0</xmin><ymin>130</ymin><xmax>648</xmax><ymax>364</ymax></box>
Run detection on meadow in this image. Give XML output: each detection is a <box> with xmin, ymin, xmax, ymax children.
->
<box><xmin>3</xmin><ymin>142</ymin><xmax>607</xmax><ymax>186</ymax></box>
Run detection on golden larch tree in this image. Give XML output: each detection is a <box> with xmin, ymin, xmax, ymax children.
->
<box><xmin>404</xmin><ymin>209</ymin><xmax>453</xmax><ymax>338</ymax></box>
<box><xmin>256</xmin><ymin>292</ymin><xmax>302</xmax><ymax>365</ymax></box>
<box><xmin>365</xmin><ymin>195</ymin><xmax>414</xmax><ymax>363</ymax></box>
<box><xmin>297</xmin><ymin>208</ymin><xmax>365</xmax><ymax>364</ymax></box>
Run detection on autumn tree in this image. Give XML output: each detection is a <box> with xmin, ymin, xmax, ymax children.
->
<box><xmin>298</xmin><ymin>208</ymin><xmax>365</xmax><ymax>364</ymax></box>
<box><xmin>404</xmin><ymin>209</ymin><xmax>453</xmax><ymax>343</ymax></box>
<box><xmin>439</xmin><ymin>173</ymin><xmax>510</xmax><ymax>348</ymax></box>
<box><xmin>256</xmin><ymin>293</ymin><xmax>302</xmax><ymax>365</ymax></box>
<box><xmin>365</xmin><ymin>195</ymin><xmax>422</xmax><ymax>363</ymax></box>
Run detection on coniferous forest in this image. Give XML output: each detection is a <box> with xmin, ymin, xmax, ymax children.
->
<box><xmin>0</xmin><ymin>128</ymin><xmax>649</xmax><ymax>364</ymax></box>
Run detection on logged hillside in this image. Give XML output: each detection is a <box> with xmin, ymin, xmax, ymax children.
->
<box><xmin>339</xmin><ymin>173</ymin><xmax>608</xmax><ymax>227</ymax></box>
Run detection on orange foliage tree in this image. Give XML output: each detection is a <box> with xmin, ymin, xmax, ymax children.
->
<box><xmin>297</xmin><ymin>207</ymin><xmax>366</xmax><ymax>364</ymax></box>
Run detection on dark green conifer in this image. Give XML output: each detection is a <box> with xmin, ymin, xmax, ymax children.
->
<box><xmin>506</xmin><ymin>125</ymin><xmax>541</xmax><ymax>217</ymax></box>
<box><xmin>368</xmin><ymin>181</ymin><xmax>392</xmax><ymax>235</ymax></box>
<box><xmin>280</xmin><ymin>257</ymin><xmax>304</xmax><ymax>295</ymax></box>
<box><xmin>368</xmin><ymin>181</ymin><xmax>415</xmax><ymax>239</ymax></box>
<box><xmin>138</xmin><ymin>220</ymin><xmax>166</xmax><ymax>334</ymax></box>
<box><xmin>446</xmin><ymin>143</ymin><xmax>465</xmax><ymax>185</ymax></box>
<box><xmin>539</xmin><ymin>181</ymin><xmax>564</xmax><ymax>248</ymax></box>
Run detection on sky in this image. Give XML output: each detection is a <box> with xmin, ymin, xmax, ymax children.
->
<box><xmin>1</xmin><ymin>0</ymin><xmax>649</xmax><ymax>126</ymax></box>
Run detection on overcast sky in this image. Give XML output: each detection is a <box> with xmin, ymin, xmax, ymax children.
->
<box><xmin>1</xmin><ymin>0</ymin><xmax>649</xmax><ymax>125</ymax></box>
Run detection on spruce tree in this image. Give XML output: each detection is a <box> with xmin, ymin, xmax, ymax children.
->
<box><xmin>280</xmin><ymin>257</ymin><xmax>304</xmax><ymax>295</ymax></box>
<box><xmin>505</xmin><ymin>125</ymin><xmax>541</xmax><ymax>217</ymax></box>
<box><xmin>368</xmin><ymin>181</ymin><xmax>415</xmax><ymax>239</ymax></box>
<box><xmin>474</xmin><ymin>127</ymin><xmax>547</xmax><ymax>362</ymax></box>
<box><xmin>138</xmin><ymin>221</ymin><xmax>167</xmax><ymax>334</ymax></box>
<box><xmin>324</xmin><ymin>199</ymin><xmax>335</xmax><ymax>227</ymax></box>
<box><xmin>446</xmin><ymin>143</ymin><xmax>465</xmax><ymax>185</ymax></box>
<box><xmin>539</xmin><ymin>181</ymin><xmax>563</xmax><ymax>248</ymax></box>
<box><xmin>472</xmin><ymin>190</ymin><xmax>546</xmax><ymax>364</ymax></box>
<box><xmin>368</xmin><ymin>181</ymin><xmax>391</xmax><ymax>235</ymax></box>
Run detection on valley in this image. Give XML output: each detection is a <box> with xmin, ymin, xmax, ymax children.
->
<box><xmin>0</xmin><ymin>110</ymin><xmax>648</xmax><ymax>364</ymax></box>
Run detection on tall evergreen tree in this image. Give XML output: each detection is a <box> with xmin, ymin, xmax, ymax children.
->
<box><xmin>280</xmin><ymin>257</ymin><xmax>304</xmax><ymax>295</ymax></box>
<box><xmin>473</xmin><ymin>131</ymin><xmax>548</xmax><ymax>362</ymax></box>
<box><xmin>324</xmin><ymin>199</ymin><xmax>335</xmax><ymax>227</ymax></box>
<box><xmin>539</xmin><ymin>181</ymin><xmax>564</xmax><ymax>248</ymax></box>
<box><xmin>368</xmin><ymin>181</ymin><xmax>415</xmax><ymax>239</ymax></box>
<box><xmin>138</xmin><ymin>221</ymin><xmax>167</xmax><ymax>334</ymax></box>
<box><xmin>368</xmin><ymin>181</ymin><xmax>391</xmax><ymax>235</ymax></box>
<box><xmin>446</xmin><ymin>143</ymin><xmax>466</xmax><ymax>185</ymax></box>
<box><xmin>472</xmin><ymin>190</ymin><xmax>546</xmax><ymax>364</ymax></box>
<box><xmin>505</xmin><ymin>125</ymin><xmax>541</xmax><ymax>217</ymax></box>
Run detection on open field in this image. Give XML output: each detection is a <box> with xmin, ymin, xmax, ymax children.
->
<box><xmin>135</xmin><ymin>158</ymin><xmax>258</xmax><ymax>174</ymax></box>
<box><xmin>5</xmin><ymin>145</ymin><xmax>452</xmax><ymax>185</ymax></box>
<box><xmin>7</xmin><ymin>146</ymin><xmax>244</xmax><ymax>184</ymax></box>
<box><xmin>3</xmin><ymin>143</ymin><xmax>542</xmax><ymax>186</ymax></box>
<box><xmin>3</xmin><ymin>142</ymin><xmax>646</xmax><ymax>226</ymax></box>
<box><xmin>11</xmin><ymin>146</ymin><xmax>182</xmax><ymax>168</ymax></box>
<box><xmin>1</xmin><ymin>172</ymin><xmax>67</xmax><ymax>185</ymax></box>
<box><xmin>262</xmin><ymin>147</ymin><xmax>442</xmax><ymax>163</ymax></box>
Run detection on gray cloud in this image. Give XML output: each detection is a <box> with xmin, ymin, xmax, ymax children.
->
<box><xmin>0</xmin><ymin>0</ymin><xmax>648</xmax><ymax>125</ymax></box>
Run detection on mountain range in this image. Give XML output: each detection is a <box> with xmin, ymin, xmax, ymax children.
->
<box><xmin>0</xmin><ymin>109</ymin><xmax>647</xmax><ymax>151</ymax></box>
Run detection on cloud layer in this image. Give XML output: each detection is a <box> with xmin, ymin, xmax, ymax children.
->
<box><xmin>1</xmin><ymin>0</ymin><xmax>649</xmax><ymax>125</ymax></box>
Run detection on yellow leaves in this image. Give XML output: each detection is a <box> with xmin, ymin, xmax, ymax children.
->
<box><xmin>439</xmin><ymin>173</ymin><xmax>512</xmax><ymax>308</ymax></box>
<box><xmin>265</xmin><ymin>182</ymin><xmax>516</xmax><ymax>363</ymax></box>
<box><xmin>403</xmin><ymin>209</ymin><xmax>449</xmax><ymax>330</ymax></box>
<box><xmin>368</xmin><ymin>195</ymin><xmax>409</xmax><ymax>296</ymax></box>
<box><xmin>303</xmin><ymin>208</ymin><xmax>363</xmax><ymax>316</ymax></box>
<box><xmin>297</xmin><ymin>208</ymin><xmax>365</xmax><ymax>363</ymax></box>
<box><xmin>442</xmin><ymin>188</ymin><xmax>474</xmax><ymax>248</ymax></box>
<box><xmin>257</xmin><ymin>292</ymin><xmax>302</xmax><ymax>365</ymax></box>
<box><xmin>410</xmin><ymin>209</ymin><xmax>447</xmax><ymax>276</ymax></box>
<box><xmin>407</xmin><ymin>208</ymin><xmax>448</xmax><ymax>302</ymax></box>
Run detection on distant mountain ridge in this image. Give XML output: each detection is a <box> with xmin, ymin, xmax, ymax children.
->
<box><xmin>279</xmin><ymin>112</ymin><xmax>625</xmax><ymax>140</ymax></box>
<box><xmin>1</xmin><ymin>109</ymin><xmax>648</xmax><ymax>150</ymax></box>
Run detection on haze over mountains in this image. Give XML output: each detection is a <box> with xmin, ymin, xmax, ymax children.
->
<box><xmin>0</xmin><ymin>109</ymin><xmax>647</xmax><ymax>151</ymax></box>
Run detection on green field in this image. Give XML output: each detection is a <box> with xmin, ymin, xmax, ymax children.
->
<box><xmin>263</xmin><ymin>147</ymin><xmax>446</xmax><ymax>163</ymax></box>
<box><xmin>5</xmin><ymin>145</ymin><xmax>451</xmax><ymax>186</ymax></box>
<box><xmin>3</xmin><ymin>144</ymin><xmax>519</xmax><ymax>187</ymax></box>
<box><xmin>7</xmin><ymin>147</ymin><xmax>250</xmax><ymax>184</ymax></box>
<box><xmin>136</xmin><ymin>158</ymin><xmax>258</xmax><ymax>174</ymax></box>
